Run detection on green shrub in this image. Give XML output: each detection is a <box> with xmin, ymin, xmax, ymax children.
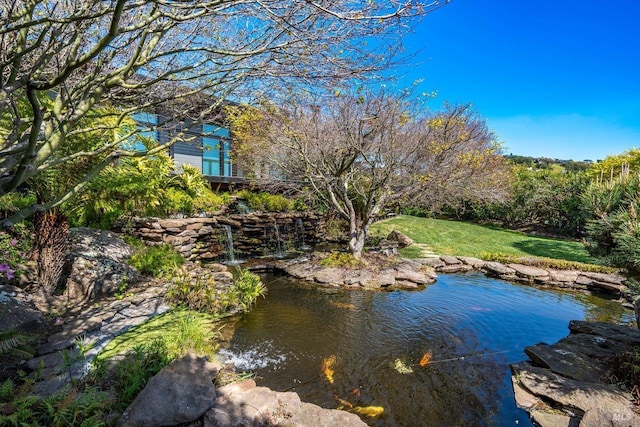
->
<box><xmin>128</xmin><ymin>243</ymin><xmax>184</xmax><ymax>278</ymax></box>
<box><xmin>235</xmin><ymin>190</ymin><xmax>292</xmax><ymax>212</ymax></box>
<box><xmin>228</xmin><ymin>269</ymin><xmax>266</xmax><ymax>311</ymax></box>
<box><xmin>165</xmin><ymin>268</ymin><xmax>222</xmax><ymax>313</ymax></box>
<box><xmin>320</xmin><ymin>252</ymin><xmax>366</xmax><ymax>268</ymax></box>
<box><xmin>166</xmin><ymin>267</ymin><xmax>265</xmax><ymax>314</ymax></box>
<box><xmin>0</xmin><ymin>192</ymin><xmax>37</xmax><ymax>218</ymax></box>
<box><xmin>582</xmin><ymin>176</ymin><xmax>640</xmax><ymax>274</ymax></box>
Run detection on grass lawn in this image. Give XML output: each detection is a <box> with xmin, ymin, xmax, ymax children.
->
<box><xmin>370</xmin><ymin>215</ymin><xmax>596</xmax><ymax>265</ymax></box>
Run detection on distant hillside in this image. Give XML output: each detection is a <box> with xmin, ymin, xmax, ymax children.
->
<box><xmin>505</xmin><ymin>155</ymin><xmax>593</xmax><ymax>172</ymax></box>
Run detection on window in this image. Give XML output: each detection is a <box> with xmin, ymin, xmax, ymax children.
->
<box><xmin>202</xmin><ymin>123</ymin><xmax>232</xmax><ymax>177</ymax></box>
<box><xmin>130</xmin><ymin>112</ymin><xmax>158</xmax><ymax>151</ymax></box>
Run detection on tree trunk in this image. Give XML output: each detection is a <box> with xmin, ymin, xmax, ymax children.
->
<box><xmin>349</xmin><ymin>229</ymin><xmax>367</xmax><ymax>258</ymax></box>
<box><xmin>33</xmin><ymin>211</ymin><xmax>69</xmax><ymax>296</ymax></box>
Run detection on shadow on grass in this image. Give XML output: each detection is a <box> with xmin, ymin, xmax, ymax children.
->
<box><xmin>511</xmin><ymin>239</ymin><xmax>592</xmax><ymax>264</ymax></box>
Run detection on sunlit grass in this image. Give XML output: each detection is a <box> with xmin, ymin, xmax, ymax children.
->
<box><xmin>371</xmin><ymin>215</ymin><xmax>598</xmax><ymax>265</ymax></box>
<box><xmin>96</xmin><ymin>310</ymin><xmax>218</xmax><ymax>362</ymax></box>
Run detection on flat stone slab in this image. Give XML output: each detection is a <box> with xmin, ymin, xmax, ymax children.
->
<box><xmin>415</xmin><ymin>258</ymin><xmax>446</xmax><ymax>269</ymax></box>
<box><xmin>507</xmin><ymin>264</ymin><xmax>550</xmax><ymax>278</ymax></box>
<box><xmin>568</xmin><ymin>321</ymin><xmax>640</xmax><ymax>346</ymax></box>
<box><xmin>530</xmin><ymin>410</ymin><xmax>572</xmax><ymax>427</ymax></box>
<box><xmin>524</xmin><ymin>342</ymin><xmax>606</xmax><ymax>382</ymax></box>
<box><xmin>512</xmin><ymin>363</ymin><xmax>639</xmax><ymax>426</ymax></box>
<box><xmin>440</xmin><ymin>255</ymin><xmax>462</xmax><ymax>265</ymax></box>
<box><xmin>436</xmin><ymin>264</ymin><xmax>473</xmax><ymax>273</ymax></box>
<box><xmin>394</xmin><ymin>268</ymin><xmax>433</xmax><ymax>285</ymax></box>
<box><xmin>482</xmin><ymin>262</ymin><xmax>516</xmax><ymax>276</ymax></box>
<box><xmin>457</xmin><ymin>256</ymin><xmax>486</xmax><ymax>269</ymax></box>
<box><xmin>548</xmin><ymin>269</ymin><xmax>579</xmax><ymax>283</ymax></box>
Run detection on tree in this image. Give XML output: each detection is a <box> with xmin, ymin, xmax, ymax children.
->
<box><xmin>229</xmin><ymin>90</ymin><xmax>508</xmax><ymax>257</ymax></box>
<box><xmin>0</xmin><ymin>0</ymin><xmax>450</xmax><ymax>227</ymax></box>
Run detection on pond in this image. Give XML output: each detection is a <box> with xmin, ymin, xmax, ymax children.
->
<box><xmin>217</xmin><ymin>272</ymin><xmax>634</xmax><ymax>426</ymax></box>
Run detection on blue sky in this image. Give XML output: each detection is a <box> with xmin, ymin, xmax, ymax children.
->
<box><xmin>399</xmin><ymin>0</ymin><xmax>640</xmax><ymax>161</ymax></box>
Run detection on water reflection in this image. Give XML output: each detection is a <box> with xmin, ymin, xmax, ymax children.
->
<box><xmin>217</xmin><ymin>272</ymin><xmax>633</xmax><ymax>426</ymax></box>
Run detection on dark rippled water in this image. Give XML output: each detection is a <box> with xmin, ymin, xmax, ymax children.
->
<box><xmin>217</xmin><ymin>272</ymin><xmax>633</xmax><ymax>426</ymax></box>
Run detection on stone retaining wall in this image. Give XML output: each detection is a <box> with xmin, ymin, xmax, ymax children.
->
<box><xmin>114</xmin><ymin>212</ymin><xmax>326</xmax><ymax>262</ymax></box>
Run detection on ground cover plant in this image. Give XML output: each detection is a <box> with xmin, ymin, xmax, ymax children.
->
<box><xmin>371</xmin><ymin>215</ymin><xmax>598</xmax><ymax>265</ymax></box>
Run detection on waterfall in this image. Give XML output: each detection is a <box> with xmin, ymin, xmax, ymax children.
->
<box><xmin>273</xmin><ymin>223</ymin><xmax>286</xmax><ymax>258</ymax></box>
<box><xmin>294</xmin><ymin>218</ymin><xmax>310</xmax><ymax>250</ymax></box>
<box><xmin>220</xmin><ymin>224</ymin><xmax>237</xmax><ymax>264</ymax></box>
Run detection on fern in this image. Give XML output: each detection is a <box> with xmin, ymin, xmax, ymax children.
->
<box><xmin>0</xmin><ymin>329</ymin><xmax>35</xmax><ymax>358</ymax></box>
<box><xmin>0</xmin><ymin>379</ymin><xmax>14</xmax><ymax>402</ymax></box>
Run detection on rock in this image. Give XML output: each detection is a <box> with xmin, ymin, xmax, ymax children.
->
<box><xmin>511</xmin><ymin>376</ymin><xmax>546</xmax><ymax>410</ymax></box>
<box><xmin>118</xmin><ymin>353</ymin><xmax>220</xmax><ymax>427</ymax></box>
<box><xmin>0</xmin><ymin>284</ymin><xmax>45</xmax><ymax>333</ymax></box>
<box><xmin>286</xmin><ymin>402</ymin><xmax>369</xmax><ymax>427</ymax></box>
<box><xmin>568</xmin><ymin>321</ymin><xmax>640</xmax><ymax>346</ymax></box>
<box><xmin>372</xmin><ymin>270</ymin><xmax>396</xmax><ymax>287</ymax></box>
<box><xmin>313</xmin><ymin>268</ymin><xmax>344</xmax><ymax>286</ymax></box>
<box><xmin>415</xmin><ymin>258</ymin><xmax>446</xmax><ymax>269</ymax></box>
<box><xmin>394</xmin><ymin>268</ymin><xmax>433</xmax><ymax>285</ymax></box>
<box><xmin>635</xmin><ymin>297</ymin><xmax>640</xmax><ymax>331</ymax></box>
<box><xmin>507</xmin><ymin>264</ymin><xmax>550</xmax><ymax>279</ymax></box>
<box><xmin>204</xmin><ymin>379</ymin><xmax>367</xmax><ymax>427</ymax></box>
<box><xmin>530</xmin><ymin>410</ymin><xmax>572</xmax><ymax>427</ymax></box>
<box><xmin>436</xmin><ymin>264</ymin><xmax>473</xmax><ymax>274</ymax></box>
<box><xmin>580</xmin><ymin>271</ymin><xmax>626</xmax><ymax>286</ymax></box>
<box><xmin>524</xmin><ymin>342</ymin><xmax>606</xmax><ymax>382</ymax></box>
<box><xmin>512</xmin><ymin>363</ymin><xmax>638</xmax><ymax>426</ymax></box>
<box><xmin>207</xmin><ymin>379</ymin><xmax>301</xmax><ymax>426</ymax></box>
<box><xmin>457</xmin><ymin>257</ymin><xmax>486</xmax><ymax>269</ymax></box>
<box><xmin>60</xmin><ymin>228</ymin><xmax>139</xmax><ymax>307</ymax></box>
<box><xmin>548</xmin><ymin>269</ymin><xmax>579</xmax><ymax>283</ymax></box>
<box><xmin>344</xmin><ymin>270</ymin><xmax>373</xmax><ymax>286</ymax></box>
<box><xmin>482</xmin><ymin>261</ymin><xmax>516</xmax><ymax>276</ymax></box>
<box><xmin>440</xmin><ymin>255</ymin><xmax>461</xmax><ymax>265</ymax></box>
<box><xmin>386</xmin><ymin>230</ymin><xmax>414</xmax><ymax>248</ymax></box>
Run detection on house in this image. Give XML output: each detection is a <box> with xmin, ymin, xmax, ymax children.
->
<box><xmin>132</xmin><ymin>110</ymin><xmax>248</xmax><ymax>190</ymax></box>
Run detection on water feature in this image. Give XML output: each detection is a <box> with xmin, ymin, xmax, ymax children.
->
<box><xmin>219</xmin><ymin>224</ymin><xmax>243</xmax><ymax>265</ymax></box>
<box><xmin>294</xmin><ymin>218</ymin><xmax>311</xmax><ymax>251</ymax></box>
<box><xmin>217</xmin><ymin>272</ymin><xmax>634</xmax><ymax>426</ymax></box>
<box><xmin>273</xmin><ymin>223</ymin><xmax>286</xmax><ymax>258</ymax></box>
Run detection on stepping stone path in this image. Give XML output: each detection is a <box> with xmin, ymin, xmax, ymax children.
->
<box><xmin>27</xmin><ymin>280</ymin><xmax>170</xmax><ymax>397</ymax></box>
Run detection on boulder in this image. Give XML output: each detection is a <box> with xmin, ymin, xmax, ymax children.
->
<box><xmin>386</xmin><ymin>230</ymin><xmax>414</xmax><ymax>248</ymax></box>
<box><xmin>0</xmin><ymin>284</ymin><xmax>45</xmax><ymax>333</ymax></box>
<box><xmin>118</xmin><ymin>353</ymin><xmax>220</xmax><ymax>427</ymax></box>
<box><xmin>512</xmin><ymin>363</ymin><xmax>638</xmax><ymax>427</ymax></box>
<box><xmin>204</xmin><ymin>379</ymin><xmax>367</xmax><ymax>427</ymax></box>
<box><xmin>60</xmin><ymin>228</ymin><xmax>139</xmax><ymax>307</ymax></box>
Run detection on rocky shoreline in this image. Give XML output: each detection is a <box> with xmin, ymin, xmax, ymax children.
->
<box><xmin>511</xmin><ymin>321</ymin><xmax>640</xmax><ymax>427</ymax></box>
<box><xmin>2</xmin><ymin>227</ymin><xmax>638</xmax><ymax>426</ymax></box>
<box><xmin>256</xmin><ymin>252</ymin><xmax>631</xmax><ymax>304</ymax></box>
